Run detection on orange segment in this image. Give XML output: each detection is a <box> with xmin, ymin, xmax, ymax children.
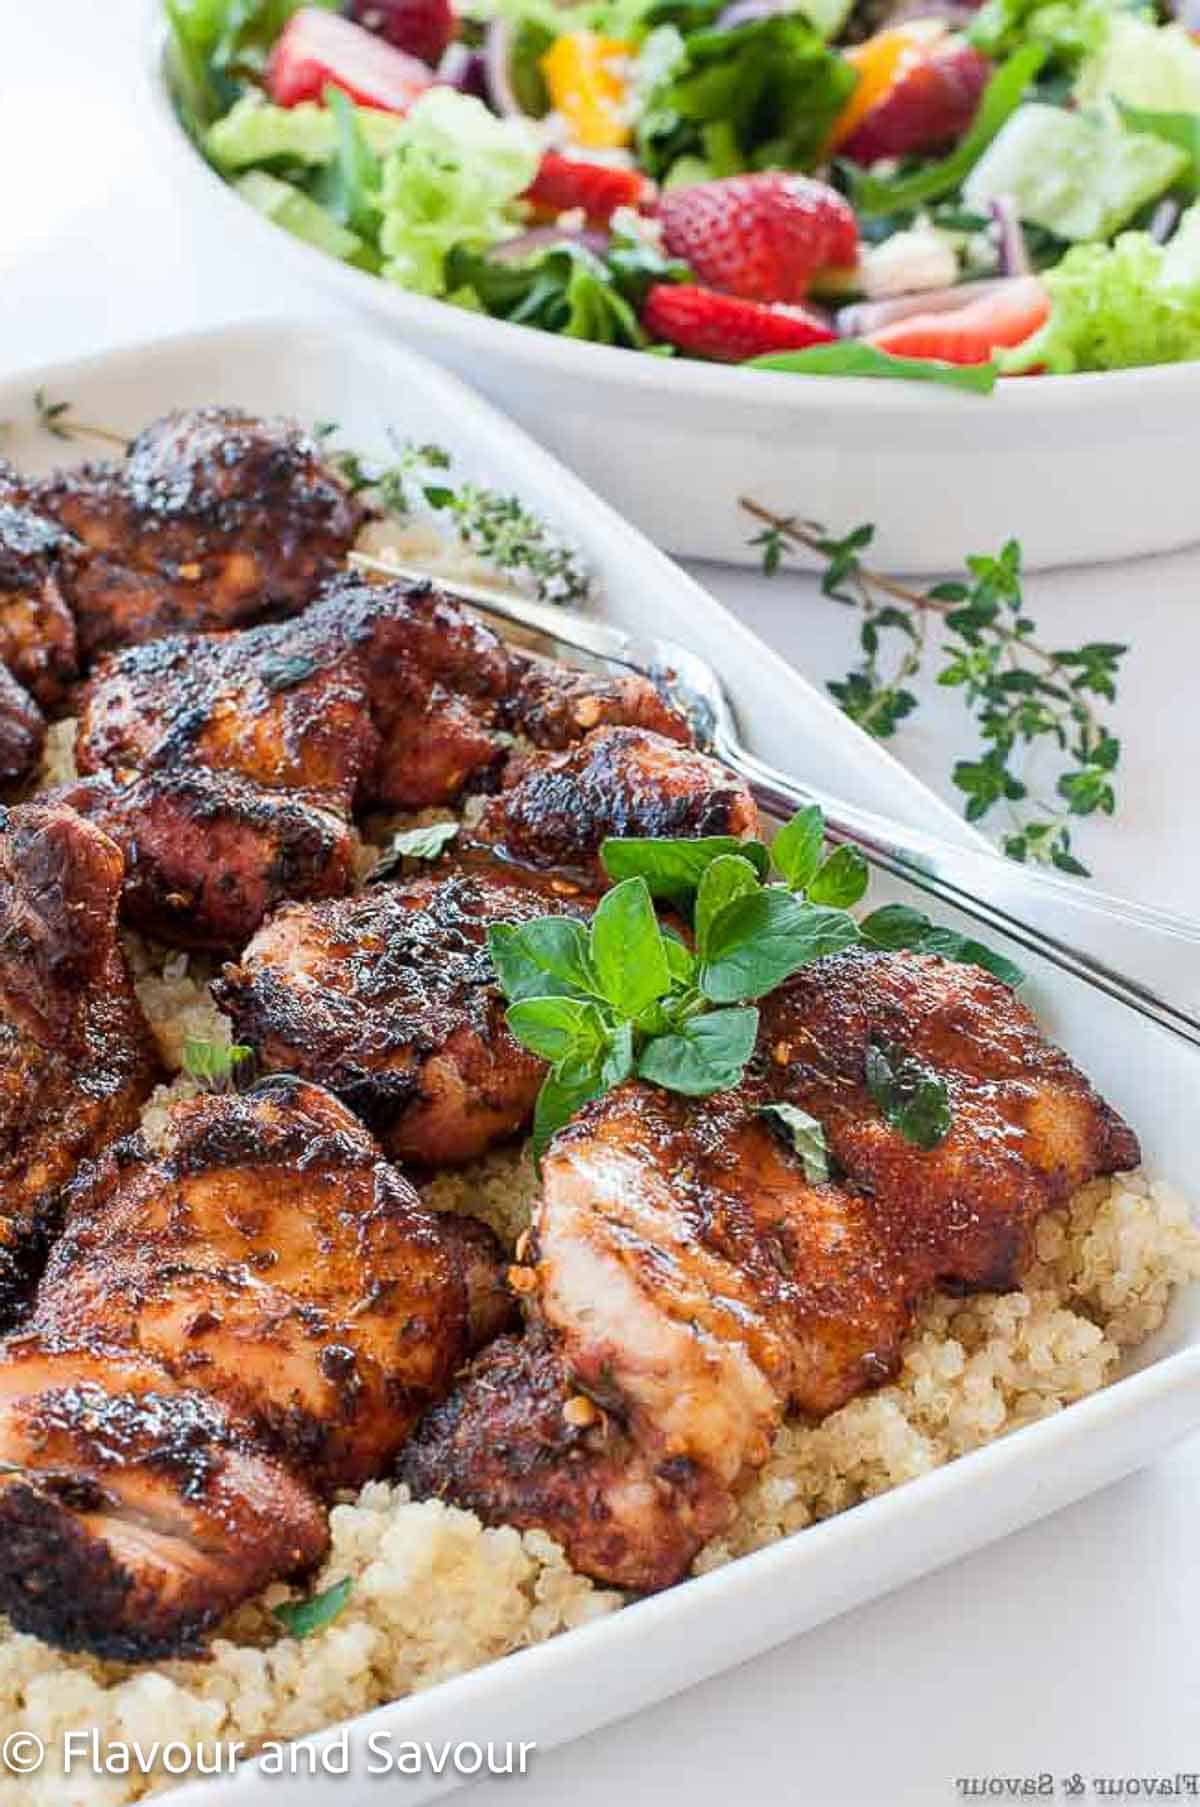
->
<box><xmin>541</xmin><ymin>32</ymin><xmax>633</xmax><ymax>150</ymax></box>
<box><xmin>828</xmin><ymin>20</ymin><xmax>947</xmax><ymax>153</ymax></box>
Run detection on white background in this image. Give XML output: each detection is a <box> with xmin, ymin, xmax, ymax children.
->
<box><xmin>5</xmin><ymin>5</ymin><xmax>1200</xmax><ymax>1802</ymax></box>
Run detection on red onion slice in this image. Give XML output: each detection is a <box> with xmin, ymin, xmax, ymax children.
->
<box><xmin>483</xmin><ymin>18</ymin><xmax>525</xmax><ymax>118</ymax></box>
<box><xmin>491</xmin><ymin>226</ymin><xmax>612</xmax><ymax>261</ymax></box>
<box><xmin>989</xmin><ymin>195</ymin><xmax>1031</xmax><ymax>277</ymax></box>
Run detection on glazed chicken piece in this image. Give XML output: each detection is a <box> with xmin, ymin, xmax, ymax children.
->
<box><xmin>403</xmin><ymin>951</ymin><xmax>1140</xmax><ymax>1591</ymax></box>
<box><xmin>0</xmin><ymin>665</ymin><xmax>45</xmax><ymax>793</ymax></box>
<box><xmin>0</xmin><ymin>803</ymin><xmax>158</xmax><ymax>1326</ymax></box>
<box><xmin>213</xmin><ymin>731</ymin><xmax>754</xmax><ymax>1162</ymax></box>
<box><xmin>0</xmin><ymin>1077</ymin><xmax>511</xmax><ymax>1659</ymax></box>
<box><xmin>402</xmin><ymin>1083</ymin><xmax>911</xmax><ymax>1588</ymax></box>
<box><xmin>59</xmin><ymin>767</ymin><xmax>358</xmax><ymax>953</ymax></box>
<box><xmin>0</xmin><ymin>463</ymin><xmax>79</xmax><ymax>709</ymax></box>
<box><xmin>71</xmin><ymin>578</ymin><xmax>690</xmax><ymax>947</ymax></box>
<box><xmin>36</xmin><ymin>408</ymin><xmax>367</xmax><ymax>658</ymax></box>
<box><xmin>215</xmin><ymin>864</ymin><xmax>597</xmax><ymax>1166</ymax></box>
<box><xmin>77</xmin><ymin>576</ymin><xmax>687</xmax><ymax>813</ymax></box>
<box><xmin>756</xmin><ymin>947</ymin><xmax>1141</xmax><ymax>1292</ymax></box>
<box><xmin>472</xmin><ymin>726</ymin><xmax>759</xmax><ymax>878</ymax></box>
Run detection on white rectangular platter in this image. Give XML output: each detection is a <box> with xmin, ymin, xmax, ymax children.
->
<box><xmin>3</xmin><ymin>320</ymin><xmax>1197</xmax><ymax>1807</ymax></box>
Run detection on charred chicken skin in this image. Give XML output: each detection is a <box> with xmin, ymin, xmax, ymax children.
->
<box><xmin>213</xmin><ymin>731</ymin><xmax>756</xmax><ymax>1162</ymax></box>
<box><xmin>402</xmin><ymin>950</ymin><xmax>1139</xmax><ymax>1591</ymax></box>
<box><xmin>35</xmin><ymin>408</ymin><xmax>367</xmax><ymax>658</ymax></box>
<box><xmin>0</xmin><ymin>665</ymin><xmax>45</xmax><ymax>793</ymax></box>
<box><xmin>0</xmin><ymin>1077</ymin><xmax>509</xmax><ymax>1659</ymax></box>
<box><xmin>71</xmin><ymin>579</ymin><xmax>689</xmax><ymax>949</ymax></box>
<box><xmin>215</xmin><ymin>864</ymin><xmax>597</xmax><ymax>1167</ymax></box>
<box><xmin>472</xmin><ymin>726</ymin><xmax>758</xmax><ymax>878</ymax></box>
<box><xmin>0</xmin><ymin>463</ymin><xmax>79</xmax><ymax>712</ymax></box>
<box><xmin>0</xmin><ymin>803</ymin><xmax>158</xmax><ymax>1327</ymax></box>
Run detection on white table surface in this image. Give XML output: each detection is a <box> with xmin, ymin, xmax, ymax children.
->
<box><xmin>6</xmin><ymin>6</ymin><xmax>1200</xmax><ymax>1802</ymax></box>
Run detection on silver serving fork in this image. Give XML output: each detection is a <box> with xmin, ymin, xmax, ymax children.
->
<box><xmin>350</xmin><ymin>551</ymin><xmax>1200</xmax><ymax>1049</ymax></box>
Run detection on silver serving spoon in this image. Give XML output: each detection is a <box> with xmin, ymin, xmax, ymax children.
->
<box><xmin>350</xmin><ymin>551</ymin><xmax>1200</xmax><ymax>1049</ymax></box>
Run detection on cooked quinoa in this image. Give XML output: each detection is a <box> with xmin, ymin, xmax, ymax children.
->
<box><xmin>2</xmin><ymin>941</ymin><xmax>1196</xmax><ymax>1807</ymax></box>
<box><xmin>9</xmin><ymin>616</ymin><xmax>1198</xmax><ymax>1804</ymax></box>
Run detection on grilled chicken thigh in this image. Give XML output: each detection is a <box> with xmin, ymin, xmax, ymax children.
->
<box><xmin>0</xmin><ymin>464</ymin><xmax>79</xmax><ymax>710</ymax></box>
<box><xmin>0</xmin><ymin>665</ymin><xmax>45</xmax><ymax>792</ymax></box>
<box><xmin>756</xmin><ymin>947</ymin><xmax>1140</xmax><ymax>1292</ymax></box>
<box><xmin>215</xmin><ymin>864</ymin><xmax>597</xmax><ymax>1166</ymax></box>
<box><xmin>472</xmin><ymin>726</ymin><xmax>758</xmax><ymax>877</ymax></box>
<box><xmin>72</xmin><ymin>579</ymin><xmax>689</xmax><ymax>948</ymax></box>
<box><xmin>0</xmin><ymin>1077</ymin><xmax>508</xmax><ymax>1659</ymax></box>
<box><xmin>36</xmin><ymin>409</ymin><xmax>367</xmax><ymax>656</ymax></box>
<box><xmin>403</xmin><ymin>951</ymin><xmax>1139</xmax><ymax>1590</ymax></box>
<box><xmin>0</xmin><ymin>803</ymin><xmax>158</xmax><ymax>1325</ymax></box>
<box><xmin>213</xmin><ymin>728</ymin><xmax>753</xmax><ymax>1160</ymax></box>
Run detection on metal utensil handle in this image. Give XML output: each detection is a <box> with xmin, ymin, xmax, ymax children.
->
<box><xmin>722</xmin><ymin>736</ymin><xmax>1200</xmax><ymax>1049</ymax></box>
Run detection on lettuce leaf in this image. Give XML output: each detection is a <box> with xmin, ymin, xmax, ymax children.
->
<box><xmin>376</xmin><ymin>91</ymin><xmax>541</xmax><ymax>298</ymax></box>
<box><xmin>1001</xmin><ymin>216</ymin><xmax>1200</xmax><ymax>371</ymax></box>
<box><xmin>634</xmin><ymin>13</ymin><xmax>856</xmax><ymax>181</ymax></box>
<box><xmin>206</xmin><ymin>93</ymin><xmax>408</xmax><ymax>171</ymax></box>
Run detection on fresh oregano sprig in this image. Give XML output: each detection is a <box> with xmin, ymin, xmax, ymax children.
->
<box><xmin>743</xmin><ymin>499</ymin><xmax>1126</xmax><ymax>879</ymax></box>
<box><xmin>493</xmin><ymin>804</ymin><xmax>1011</xmax><ymax>1161</ymax></box>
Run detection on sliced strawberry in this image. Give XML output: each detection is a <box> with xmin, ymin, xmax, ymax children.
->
<box><xmin>524</xmin><ymin>154</ymin><xmax>653</xmax><ymax>226</ymax></box>
<box><xmin>866</xmin><ymin>276</ymin><xmax>1050</xmax><ymax>365</ymax></box>
<box><xmin>350</xmin><ymin>0</ymin><xmax>455</xmax><ymax>68</ymax></box>
<box><xmin>839</xmin><ymin>40</ymin><xmax>991</xmax><ymax>165</ymax></box>
<box><xmin>657</xmin><ymin>174</ymin><xmax>859</xmax><ymax>306</ymax></box>
<box><xmin>642</xmin><ymin>284</ymin><xmax>837</xmax><ymax>362</ymax></box>
<box><xmin>266</xmin><ymin>7</ymin><xmax>435</xmax><ymax>110</ymax></box>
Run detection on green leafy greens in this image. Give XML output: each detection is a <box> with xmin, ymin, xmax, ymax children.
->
<box><xmin>273</xmin><ymin>1577</ymin><xmax>354</xmax><ymax>1640</ymax></box>
<box><xmin>182</xmin><ymin>1038</ymin><xmax>255</xmax><ymax>1090</ymax></box>
<box><xmin>635</xmin><ymin>14</ymin><xmax>856</xmax><ymax>182</ymax></box>
<box><xmin>865</xmin><ymin>1040</ymin><xmax>953</xmax><ymax>1151</ymax></box>
<box><xmin>493</xmin><ymin>804</ymin><xmax>1021</xmax><ymax>1160</ymax></box>
<box><xmin>750</xmin><ymin>343</ymin><xmax>999</xmax><ymax>394</ymax></box>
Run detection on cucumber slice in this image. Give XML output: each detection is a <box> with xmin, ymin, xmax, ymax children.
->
<box><xmin>963</xmin><ymin>102</ymin><xmax>1187</xmax><ymax>241</ymax></box>
<box><xmin>233</xmin><ymin>170</ymin><xmax>374</xmax><ymax>269</ymax></box>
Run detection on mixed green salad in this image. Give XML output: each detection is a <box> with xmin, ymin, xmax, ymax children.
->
<box><xmin>166</xmin><ymin>0</ymin><xmax>1200</xmax><ymax>381</ymax></box>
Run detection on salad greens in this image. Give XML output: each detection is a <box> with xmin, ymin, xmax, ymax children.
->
<box><xmin>1002</xmin><ymin>209</ymin><xmax>1200</xmax><ymax>370</ymax></box>
<box><xmin>448</xmin><ymin>230</ymin><xmax>687</xmax><ymax>347</ymax></box>
<box><xmin>378</xmin><ymin>91</ymin><xmax>541</xmax><ymax>295</ymax></box>
<box><xmin>635</xmin><ymin>14</ymin><xmax>856</xmax><ymax>183</ymax></box>
<box><xmin>751</xmin><ymin>343</ymin><xmax>999</xmax><ymax>392</ymax></box>
<box><xmin>169</xmin><ymin>0</ymin><xmax>1200</xmax><ymax>378</ymax></box>
<box><xmin>495</xmin><ymin>802</ymin><xmax>1016</xmax><ymax>1160</ymax></box>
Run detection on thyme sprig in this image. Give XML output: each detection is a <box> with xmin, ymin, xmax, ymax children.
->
<box><xmin>319</xmin><ymin>424</ymin><xmax>594</xmax><ymax>608</ymax></box>
<box><xmin>32</xmin><ymin>390</ymin><xmax>130</xmax><ymax>451</ymax></box>
<box><xmin>743</xmin><ymin>499</ymin><xmax>1126</xmax><ymax>879</ymax></box>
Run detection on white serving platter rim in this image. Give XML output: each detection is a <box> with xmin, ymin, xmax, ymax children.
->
<box><xmin>3</xmin><ymin>320</ymin><xmax>1198</xmax><ymax>1807</ymax></box>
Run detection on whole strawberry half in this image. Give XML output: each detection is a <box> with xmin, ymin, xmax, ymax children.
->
<box><xmin>658</xmin><ymin>173</ymin><xmax>859</xmax><ymax>306</ymax></box>
<box><xmin>642</xmin><ymin>283</ymin><xmax>837</xmax><ymax>362</ymax></box>
<box><xmin>350</xmin><ymin>0</ymin><xmax>455</xmax><ymax>69</ymax></box>
<box><xmin>525</xmin><ymin>154</ymin><xmax>653</xmax><ymax>226</ymax></box>
<box><xmin>839</xmin><ymin>41</ymin><xmax>991</xmax><ymax>165</ymax></box>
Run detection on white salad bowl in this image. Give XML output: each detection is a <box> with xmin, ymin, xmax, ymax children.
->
<box><xmin>144</xmin><ymin>26</ymin><xmax>1200</xmax><ymax>575</ymax></box>
<box><xmin>5</xmin><ymin>316</ymin><xmax>1200</xmax><ymax>1807</ymax></box>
